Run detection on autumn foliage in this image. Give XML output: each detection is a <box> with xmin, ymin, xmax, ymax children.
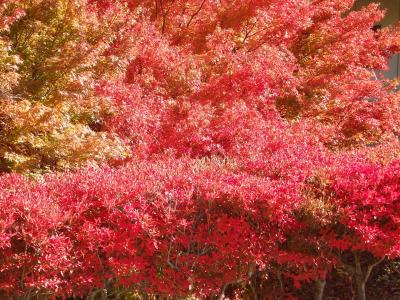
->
<box><xmin>0</xmin><ymin>0</ymin><xmax>400</xmax><ymax>299</ymax></box>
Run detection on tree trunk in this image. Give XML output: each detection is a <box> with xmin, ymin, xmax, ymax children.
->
<box><xmin>353</xmin><ymin>254</ymin><xmax>385</xmax><ymax>300</ymax></box>
<box><xmin>314</xmin><ymin>279</ymin><xmax>326</xmax><ymax>300</ymax></box>
<box><xmin>355</xmin><ymin>277</ymin><xmax>366</xmax><ymax>300</ymax></box>
<box><xmin>354</xmin><ymin>252</ymin><xmax>367</xmax><ymax>300</ymax></box>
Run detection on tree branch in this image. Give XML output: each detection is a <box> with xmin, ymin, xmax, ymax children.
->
<box><xmin>186</xmin><ymin>0</ymin><xmax>207</xmax><ymax>28</ymax></box>
<box><xmin>364</xmin><ymin>256</ymin><xmax>385</xmax><ymax>284</ymax></box>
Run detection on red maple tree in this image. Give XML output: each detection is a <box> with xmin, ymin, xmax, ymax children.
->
<box><xmin>0</xmin><ymin>0</ymin><xmax>400</xmax><ymax>299</ymax></box>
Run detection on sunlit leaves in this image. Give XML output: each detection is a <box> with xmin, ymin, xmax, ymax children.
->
<box><xmin>0</xmin><ymin>0</ymin><xmax>400</xmax><ymax>298</ymax></box>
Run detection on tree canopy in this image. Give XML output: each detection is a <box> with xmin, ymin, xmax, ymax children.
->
<box><xmin>0</xmin><ymin>0</ymin><xmax>399</xmax><ymax>299</ymax></box>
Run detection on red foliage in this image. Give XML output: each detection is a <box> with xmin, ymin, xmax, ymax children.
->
<box><xmin>328</xmin><ymin>159</ymin><xmax>400</xmax><ymax>258</ymax></box>
<box><xmin>1</xmin><ymin>0</ymin><xmax>400</xmax><ymax>298</ymax></box>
